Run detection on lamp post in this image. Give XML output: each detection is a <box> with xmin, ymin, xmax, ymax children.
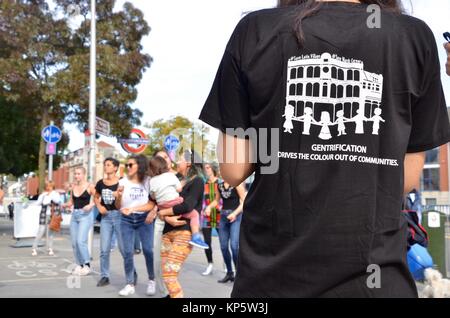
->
<box><xmin>88</xmin><ymin>0</ymin><xmax>97</xmax><ymax>183</ymax></box>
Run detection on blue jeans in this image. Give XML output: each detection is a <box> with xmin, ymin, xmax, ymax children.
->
<box><xmin>100</xmin><ymin>210</ymin><xmax>123</xmax><ymax>278</ymax></box>
<box><xmin>121</xmin><ymin>213</ymin><xmax>155</xmax><ymax>284</ymax></box>
<box><xmin>218</xmin><ymin>209</ymin><xmax>242</xmax><ymax>273</ymax></box>
<box><xmin>70</xmin><ymin>209</ymin><xmax>93</xmax><ymax>265</ymax></box>
<box><xmin>135</xmin><ymin>231</ymin><xmax>141</xmax><ymax>250</ymax></box>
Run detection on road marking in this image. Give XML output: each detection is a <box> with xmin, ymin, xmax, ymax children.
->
<box><xmin>0</xmin><ymin>276</ymin><xmax>81</xmax><ymax>284</ymax></box>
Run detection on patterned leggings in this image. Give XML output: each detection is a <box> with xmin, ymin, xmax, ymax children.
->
<box><xmin>161</xmin><ymin>230</ymin><xmax>193</xmax><ymax>298</ymax></box>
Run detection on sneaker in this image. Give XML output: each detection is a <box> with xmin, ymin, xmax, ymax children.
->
<box><xmin>31</xmin><ymin>249</ymin><xmax>37</xmax><ymax>256</ymax></box>
<box><xmin>146</xmin><ymin>280</ymin><xmax>156</xmax><ymax>296</ymax></box>
<box><xmin>72</xmin><ymin>265</ymin><xmax>82</xmax><ymax>275</ymax></box>
<box><xmin>97</xmin><ymin>277</ymin><xmax>110</xmax><ymax>287</ymax></box>
<box><xmin>119</xmin><ymin>284</ymin><xmax>135</xmax><ymax>297</ymax></box>
<box><xmin>78</xmin><ymin>266</ymin><xmax>91</xmax><ymax>276</ymax></box>
<box><xmin>48</xmin><ymin>248</ymin><xmax>54</xmax><ymax>256</ymax></box>
<box><xmin>189</xmin><ymin>234</ymin><xmax>209</xmax><ymax>249</ymax></box>
<box><xmin>134</xmin><ymin>249</ymin><xmax>141</xmax><ymax>254</ymax></box>
<box><xmin>202</xmin><ymin>263</ymin><xmax>213</xmax><ymax>276</ymax></box>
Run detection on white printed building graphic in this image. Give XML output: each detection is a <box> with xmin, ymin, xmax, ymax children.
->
<box><xmin>283</xmin><ymin>53</ymin><xmax>384</xmax><ymax>140</ymax></box>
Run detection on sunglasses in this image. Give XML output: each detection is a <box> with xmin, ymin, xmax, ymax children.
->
<box><xmin>125</xmin><ymin>163</ymin><xmax>136</xmax><ymax>169</ymax></box>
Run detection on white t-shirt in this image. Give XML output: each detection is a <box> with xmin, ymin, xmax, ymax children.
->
<box><xmin>36</xmin><ymin>191</ymin><xmax>61</xmax><ymax>206</ymax></box>
<box><xmin>119</xmin><ymin>177</ymin><xmax>151</xmax><ymax>214</ymax></box>
<box><xmin>149</xmin><ymin>172</ymin><xmax>181</xmax><ymax>204</ymax></box>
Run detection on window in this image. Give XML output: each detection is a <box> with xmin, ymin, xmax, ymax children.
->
<box><xmin>338</xmin><ymin>69</ymin><xmax>344</xmax><ymax>80</ymax></box>
<box><xmin>313</xmin><ymin>83</ymin><xmax>320</xmax><ymax>97</ymax></box>
<box><xmin>426</xmin><ymin>148</ymin><xmax>439</xmax><ymax>164</ymax></box>
<box><xmin>346</xmin><ymin>85</ymin><xmax>353</xmax><ymax>98</ymax></box>
<box><xmin>289</xmin><ymin>84</ymin><xmax>296</xmax><ymax>96</ymax></box>
<box><xmin>337</xmin><ymin>85</ymin><xmax>344</xmax><ymax>98</ymax></box>
<box><xmin>307</xmin><ymin>67</ymin><xmax>314</xmax><ymax>78</ymax></box>
<box><xmin>347</xmin><ymin>70</ymin><xmax>353</xmax><ymax>81</ymax></box>
<box><xmin>353</xmin><ymin>86</ymin><xmax>360</xmax><ymax>97</ymax></box>
<box><xmin>323</xmin><ymin>67</ymin><xmax>329</xmax><ymax>73</ymax></box>
<box><xmin>422</xmin><ymin>168</ymin><xmax>440</xmax><ymax>191</ymax></box>
<box><xmin>297</xmin><ymin>83</ymin><xmax>303</xmax><ymax>96</ymax></box>
<box><xmin>298</xmin><ymin>67</ymin><xmax>304</xmax><ymax>78</ymax></box>
<box><xmin>354</xmin><ymin>70</ymin><xmax>360</xmax><ymax>81</ymax></box>
<box><xmin>314</xmin><ymin>67</ymin><xmax>321</xmax><ymax>78</ymax></box>
<box><xmin>331</xmin><ymin>67</ymin><xmax>337</xmax><ymax>79</ymax></box>
<box><xmin>425</xmin><ymin>198</ymin><xmax>437</xmax><ymax>206</ymax></box>
<box><xmin>331</xmin><ymin>84</ymin><xmax>337</xmax><ymax>98</ymax></box>
<box><xmin>323</xmin><ymin>83</ymin><xmax>328</xmax><ymax>97</ymax></box>
<box><xmin>290</xmin><ymin>68</ymin><xmax>297</xmax><ymax>79</ymax></box>
<box><xmin>306</xmin><ymin>83</ymin><xmax>313</xmax><ymax>96</ymax></box>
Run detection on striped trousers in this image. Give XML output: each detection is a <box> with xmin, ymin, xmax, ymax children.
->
<box><xmin>161</xmin><ymin>230</ymin><xmax>193</xmax><ymax>298</ymax></box>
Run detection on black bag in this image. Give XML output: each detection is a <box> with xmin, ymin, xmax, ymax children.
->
<box><xmin>402</xmin><ymin>210</ymin><xmax>428</xmax><ymax>250</ymax></box>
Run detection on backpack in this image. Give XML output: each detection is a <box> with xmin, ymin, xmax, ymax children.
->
<box><xmin>402</xmin><ymin>210</ymin><xmax>428</xmax><ymax>249</ymax></box>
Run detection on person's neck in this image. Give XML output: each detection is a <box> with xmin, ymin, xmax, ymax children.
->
<box><xmin>128</xmin><ymin>175</ymin><xmax>139</xmax><ymax>183</ymax></box>
<box><xmin>209</xmin><ymin>176</ymin><xmax>216</xmax><ymax>183</ymax></box>
<box><xmin>105</xmin><ymin>173</ymin><xmax>116</xmax><ymax>181</ymax></box>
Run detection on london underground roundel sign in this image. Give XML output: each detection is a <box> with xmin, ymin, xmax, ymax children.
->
<box><xmin>120</xmin><ymin>128</ymin><xmax>149</xmax><ymax>154</ymax></box>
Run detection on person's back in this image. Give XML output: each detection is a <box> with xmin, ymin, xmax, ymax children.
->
<box><xmin>200</xmin><ymin>2</ymin><xmax>450</xmax><ymax>297</ymax></box>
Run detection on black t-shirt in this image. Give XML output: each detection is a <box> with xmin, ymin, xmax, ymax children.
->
<box><xmin>218</xmin><ymin>182</ymin><xmax>240</xmax><ymax>211</ymax></box>
<box><xmin>199</xmin><ymin>3</ymin><xmax>450</xmax><ymax>298</ymax></box>
<box><xmin>163</xmin><ymin>176</ymin><xmax>204</xmax><ymax>235</ymax></box>
<box><xmin>95</xmin><ymin>179</ymin><xmax>119</xmax><ymax>211</ymax></box>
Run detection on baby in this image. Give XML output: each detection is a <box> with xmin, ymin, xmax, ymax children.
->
<box><xmin>149</xmin><ymin>156</ymin><xmax>208</xmax><ymax>249</ymax></box>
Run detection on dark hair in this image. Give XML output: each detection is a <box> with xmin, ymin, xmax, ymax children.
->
<box><xmin>277</xmin><ymin>0</ymin><xmax>403</xmax><ymax>46</ymax></box>
<box><xmin>129</xmin><ymin>155</ymin><xmax>149</xmax><ymax>183</ymax></box>
<box><xmin>153</xmin><ymin>148</ymin><xmax>169</xmax><ymax>158</ymax></box>
<box><xmin>182</xmin><ymin>150</ymin><xmax>204</xmax><ymax>180</ymax></box>
<box><xmin>104</xmin><ymin>157</ymin><xmax>120</xmax><ymax>168</ymax></box>
<box><xmin>204</xmin><ymin>163</ymin><xmax>219</xmax><ymax>177</ymax></box>
<box><xmin>149</xmin><ymin>156</ymin><xmax>170</xmax><ymax>177</ymax></box>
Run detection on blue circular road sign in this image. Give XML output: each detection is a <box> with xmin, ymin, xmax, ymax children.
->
<box><xmin>164</xmin><ymin>135</ymin><xmax>180</xmax><ymax>152</ymax></box>
<box><xmin>41</xmin><ymin>125</ymin><xmax>62</xmax><ymax>144</ymax></box>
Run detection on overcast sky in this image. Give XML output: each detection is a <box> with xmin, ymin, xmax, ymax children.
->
<box><xmin>67</xmin><ymin>0</ymin><xmax>450</xmax><ymax>152</ymax></box>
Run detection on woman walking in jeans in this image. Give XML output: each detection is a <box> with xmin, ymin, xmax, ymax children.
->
<box><xmin>217</xmin><ymin>181</ymin><xmax>246</xmax><ymax>283</ymax></box>
<box><xmin>116</xmin><ymin>154</ymin><xmax>157</xmax><ymax>297</ymax></box>
<box><xmin>64</xmin><ymin>167</ymin><xmax>95</xmax><ymax>276</ymax></box>
<box><xmin>94</xmin><ymin>157</ymin><xmax>122</xmax><ymax>287</ymax></box>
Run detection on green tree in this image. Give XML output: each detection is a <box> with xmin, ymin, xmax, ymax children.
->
<box><xmin>0</xmin><ymin>96</ymin><xmax>69</xmax><ymax>176</ymax></box>
<box><xmin>144</xmin><ymin>116</ymin><xmax>215</xmax><ymax>164</ymax></box>
<box><xmin>0</xmin><ymin>0</ymin><xmax>151</xmax><ymax>190</ymax></box>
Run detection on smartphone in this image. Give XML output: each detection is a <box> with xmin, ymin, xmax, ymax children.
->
<box><xmin>444</xmin><ymin>32</ymin><xmax>450</xmax><ymax>43</ymax></box>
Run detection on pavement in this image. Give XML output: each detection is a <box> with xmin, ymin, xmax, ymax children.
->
<box><xmin>0</xmin><ymin>217</ymin><xmax>233</xmax><ymax>298</ymax></box>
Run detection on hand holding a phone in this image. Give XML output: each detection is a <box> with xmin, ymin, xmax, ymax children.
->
<box><xmin>444</xmin><ymin>32</ymin><xmax>450</xmax><ymax>76</ymax></box>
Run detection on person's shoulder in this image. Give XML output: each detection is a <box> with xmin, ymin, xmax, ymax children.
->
<box><xmin>235</xmin><ymin>7</ymin><xmax>293</xmax><ymax>33</ymax></box>
<box><xmin>95</xmin><ymin>179</ymin><xmax>104</xmax><ymax>187</ymax></box>
<box><xmin>393</xmin><ymin>13</ymin><xmax>435</xmax><ymax>40</ymax></box>
<box><xmin>194</xmin><ymin>176</ymin><xmax>205</xmax><ymax>185</ymax></box>
<box><xmin>243</xmin><ymin>6</ymin><xmax>292</xmax><ymax>21</ymax></box>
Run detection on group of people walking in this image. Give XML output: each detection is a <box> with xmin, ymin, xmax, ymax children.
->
<box><xmin>30</xmin><ymin>149</ymin><xmax>247</xmax><ymax>298</ymax></box>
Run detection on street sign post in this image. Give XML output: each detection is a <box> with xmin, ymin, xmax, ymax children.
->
<box><xmin>95</xmin><ymin>117</ymin><xmax>110</xmax><ymax>136</ymax></box>
<box><xmin>45</xmin><ymin>143</ymin><xmax>57</xmax><ymax>155</ymax></box>
<box><xmin>41</xmin><ymin>122</ymin><xmax>62</xmax><ymax>182</ymax></box>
